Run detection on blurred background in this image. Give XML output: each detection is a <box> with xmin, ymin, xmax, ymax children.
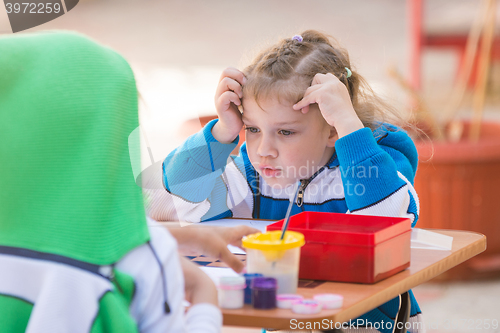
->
<box><xmin>1</xmin><ymin>0</ymin><xmax>500</xmax><ymax>332</ymax></box>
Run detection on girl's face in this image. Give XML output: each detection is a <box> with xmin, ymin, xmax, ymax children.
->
<box><xmin>242</xmin><ymin>97</ymin><xmax>336</xmax><ymax>189</ymax></box>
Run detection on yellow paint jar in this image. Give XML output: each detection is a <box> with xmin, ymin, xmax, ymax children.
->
<box><xmin>242</xmin><ymin>231</ymin><xmax>304</xmax><ymax>294</ymax></box>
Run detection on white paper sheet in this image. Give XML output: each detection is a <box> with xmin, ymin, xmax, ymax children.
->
<box><xmin>200</xmin><ymin>266</ymin><xmax>240</xmax><ymax>285</ymax></box>
<box><xmin>411</xmin><ymin>228</ymin><xmax>453</xmax><ymax>250</ymax></box>
<box><xmin>227</xmin><ymin>244</ymin><xmax>245</xmax><ymax>255</ymax></box>
<box><xmin>182</xmin><ymin>218</ymin><xmax>276</xmax><ymax>232</ymax></box>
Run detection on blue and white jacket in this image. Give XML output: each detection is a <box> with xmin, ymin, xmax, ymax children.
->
<box><xmin>159</xmin><ymin>119</ymin><xmax>421</xmax><ymax>332</ymax></box>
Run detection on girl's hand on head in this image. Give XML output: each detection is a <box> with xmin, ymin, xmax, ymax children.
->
<box><xmin>292</xmin><ymin>73</ymin><xmax>364</xmax><ymax>138</ymax></box>
<box><xmin>212</xmin><ymin>67</ymin><xmax>246</xmax><ymax>144</ymax></box>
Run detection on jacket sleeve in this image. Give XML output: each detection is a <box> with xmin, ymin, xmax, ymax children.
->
<box><xmin>116</xmin><ymin>218</ymin><xmax>222</xmax><ymax>333</ymax></box>
<box><xmin>335</xmin><ymin>126</ymin><xmax>420</xmax><ymax>226</ymax></box>
<box><xmin>185</xmin><ymin>303</ymin><xmax>222</xmax><ymax>333</ymax></box>
<box><xmin>154</xmin><ymin>119</ymin><xmax>250</xmax><ymax>222</ymax></box>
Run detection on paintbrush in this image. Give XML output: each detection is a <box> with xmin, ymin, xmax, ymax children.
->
<box><xmin>271</xmin><ymin>181</ymin><xmax>302</xmax><ymax>270</ymax></box>
<box><xmin>280</xmin><ymin>180</ymin><xmax>302</xmax><ymax>241</ymax></box>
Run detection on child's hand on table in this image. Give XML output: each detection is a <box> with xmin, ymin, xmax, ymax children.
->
<box><xmin>180</xmin><ymin>256</ymin><xmax>218</xmax><ymax>306</ymax></box>
<box><xmin>212</xmin><ymin>67</ymin><xmax>246</xmax><ymax>144</ymax></box>
<box><xmin>293</xmin><ymin>73</ymin><xmax>364</xmax><ymax>138</ymax></box>
<box><xmin>169</xmin><ymin>225</ymin><xmax>260</xmax><ymax>273</ymax></box>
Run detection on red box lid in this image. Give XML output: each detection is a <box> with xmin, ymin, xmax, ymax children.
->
<box><xmin>267</xmin><ymin>212</ymin><xmax>411</xmax><ymax>246</ymax></box>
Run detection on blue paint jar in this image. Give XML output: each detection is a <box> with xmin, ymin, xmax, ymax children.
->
<box><xmin>243</xmin><ymin>273</ymin><xmax>263</xmax><ymax>304</ymax></box>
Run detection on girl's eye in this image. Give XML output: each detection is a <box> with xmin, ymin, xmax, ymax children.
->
<box><xmin>245</xmin><ymin>127</ymin><xmax>259</xmax><ymax>133</ymax></box>
<box><xmin>279</xmin><ymin>130</ymin><xmax>294</xmax><ymax>136</ymax></box>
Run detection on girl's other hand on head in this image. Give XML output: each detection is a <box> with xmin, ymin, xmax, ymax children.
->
<box><xmin>212</xmin><ymin>67</ymin><xmax>247</xmax><ymax>144</ymax></box>
<box><xmin>292</xmin><ymin>73</ymin><xmax>363</xmax><ymax>138</ymax></box>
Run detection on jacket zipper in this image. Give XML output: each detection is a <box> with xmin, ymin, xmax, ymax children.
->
<box><xmin>296</xmin><ymin>179</ymin><xmax>310</xmax><ymax>207</ymax></box>
<box><xmin>295</xmin><ymin>164</ymin><xmax>331</xmax><ymax>207</ymax></box>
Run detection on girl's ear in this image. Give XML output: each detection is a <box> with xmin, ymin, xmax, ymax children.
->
<box><xmin>326</xmin><ymin>126</ymin><xmax>338</xmax><ymax>147</ymax></box>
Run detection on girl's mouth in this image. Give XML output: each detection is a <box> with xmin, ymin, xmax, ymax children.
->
<box><xmin>260</xmin><ymin>166</ymin><xmax>282</xmax><ymax>178</ymax></box>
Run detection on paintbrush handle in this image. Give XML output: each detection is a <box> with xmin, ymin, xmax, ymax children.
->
<box><xmin>280</xmin><ymin>181</ymin><xmax>302</xmax><ymax>241</ymax></box>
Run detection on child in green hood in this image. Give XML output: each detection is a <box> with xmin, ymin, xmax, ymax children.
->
<box><xmin>0</xmin><ymin>31</ymin><xmax>222</xmax><ymax>333</ymax></box>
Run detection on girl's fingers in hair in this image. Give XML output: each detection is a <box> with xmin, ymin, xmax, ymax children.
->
<box><xmin>301</xmin><ymin>84</ymin><xmax>323</xmax><ymax>100</ymax></box>
<box><xmin>299</xmin><ymin>105</ymin><xmax>310</xmax><ymax>114</ymax></box>
<box><xmin>293</xmin><ymin>86</ymin><xmax>322</xmax><ymax>111</ymax></box>
<box><xmin>219</xmin><ymin>67</ymin><xmax>247</xmax><ymax>86</ymax></box>
<box><xmin>311</xmin><ymin>72</ymin><xmax>339</xmax><ymax>85</ymax></box>
<box><xmin>294</xmin><ymin>73</ymin><xmax>345</xmax><ymax>112</ymax></box>
<box><xmin>313</xmin><ymin>73</ymin><xmax>348</xmax><ymax>97</ymax></box>
<box><xmin>215</xmin><ymin>77</ymin><xmax>243</xmax><ymax>100</ymax></box>
<box><xmin>293</xmin><ymin>96</ymin><xmax>314</xmax><ymax>112</ymax></box>
<box><xmin>216</xmin><ymin>91</ymin><xmax>241</xmax><ymax>112</ymax></box>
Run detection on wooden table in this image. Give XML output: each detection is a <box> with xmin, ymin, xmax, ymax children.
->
<box><xmin>221</xmin><ymin>229</ymin><xmax>486</xmax><ymax>329</ymax></box>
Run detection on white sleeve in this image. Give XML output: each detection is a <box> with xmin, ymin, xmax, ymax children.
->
<box><xmin>115</xmin><ymin>217</ymin><xmax>222</xmax><ymax>333</ymax></box>
<box><xmin>144</xmin><ymin>156</ymin><xmax>253</xmax><ymax>222</ymax></box>
<box><xmin>348</xmin><ymin>171</ymin><xmax>419</xmax><ymax>224</ymax></box>
<box><xmin>142</xmin><ymin>160</ymin><xmax>211</xmax><ymax>222</ymax></box>
<box><xmin>185</xmin><ymin>303</ymin><xmax>222</xmax><ymax>333</ymax></box>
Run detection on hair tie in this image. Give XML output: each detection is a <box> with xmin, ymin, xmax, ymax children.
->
<box><xmin>292</xmin><ymin>35</ymin><xmax>303</xmax><ymax>42</ymax></box>
<box><xmin>345</xmin><ymin>67</ymin><xmax>352</xmax><ymax>78</ymax></box>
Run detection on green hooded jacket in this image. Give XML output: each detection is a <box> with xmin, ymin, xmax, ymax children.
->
<box><xmin>0</xmin><ymin>31</ymin><xmax>149</xmax><ymax>264</ymax></box>
<box><xmin>0</xmin><ymin>31</ymin><xmax>151</xmax><ymax>332</ymax></box>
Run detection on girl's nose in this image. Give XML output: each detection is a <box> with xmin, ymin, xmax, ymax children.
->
<box><xmin>256</xmin><ymin>135</ymin><xmax>278</xmax><ymax>158</ymax></box>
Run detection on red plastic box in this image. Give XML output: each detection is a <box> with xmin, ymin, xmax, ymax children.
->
<box><xmin>266</xmin><ymin>212</ymin><xmax>411</xmax><ymax>284</ymax></box>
